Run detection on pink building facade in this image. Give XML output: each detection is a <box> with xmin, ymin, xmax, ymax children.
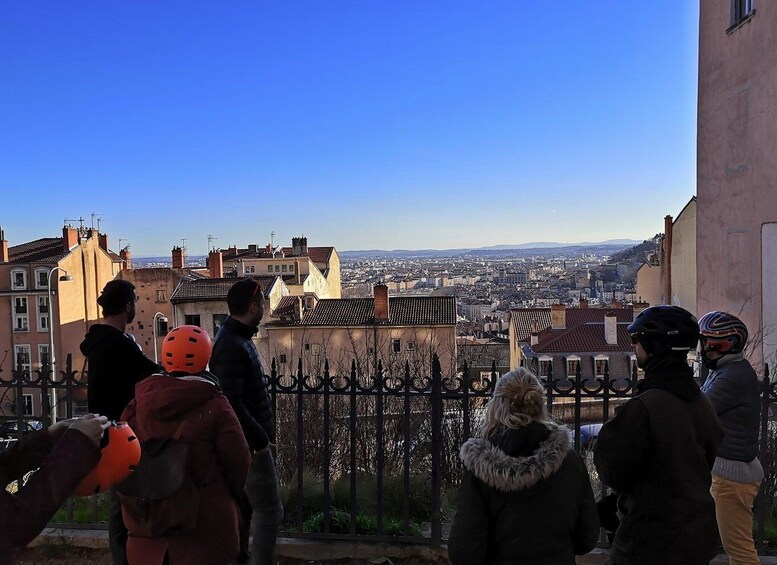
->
<box><xmin>697</xmin><ymin>0</ymin><xmax>777</xmax><ymax>370</ymax></box>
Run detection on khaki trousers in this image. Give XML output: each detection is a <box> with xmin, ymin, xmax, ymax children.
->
<box><xmin>711</xmin><ymin>474</ymin><xmax>762</xmax><ymax>565</ymax></box>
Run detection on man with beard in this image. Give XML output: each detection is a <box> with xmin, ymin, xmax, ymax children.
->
<box><xmin>700</xmin><ymin>311</ymin><xmax>763</xmax><ymax>565</ymax></box>
<box><xmin>80</xmin><ymin>279</ymin><xmax>160</xmax><ymax>565</ymax></box>
<box><xmin>594</xmin><ymin>306</ymin><xmax>723</xmax><ymax>565</ymax></box>
<box><xmin>210</xmin><ymin>279</ymin><xmax>282</xmax><ymax>565</ymax></box>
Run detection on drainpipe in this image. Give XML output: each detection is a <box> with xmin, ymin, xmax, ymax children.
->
<box><xmin>663</xmin><ymin>215</ymin><xmax>673</xmax><ymax>306</ymax></box>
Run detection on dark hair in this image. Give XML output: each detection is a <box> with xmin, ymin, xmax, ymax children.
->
<box><xmin>97</xmin><ymin>280</ymin><xmax>136</xmax><ymax>316</ymax></box>
<box><xmin>227</xmin><ymin>279</ymin><xmax>262</xmax><ymax>316</ymax></box>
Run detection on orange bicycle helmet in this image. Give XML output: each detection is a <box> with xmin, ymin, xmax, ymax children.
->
<box><xmin>74</xmin><ymin>421</ymin><xmax>141</xmax><ymax>496</ymax></box>
<box><xmin>161</xmin><ymin>325</ymin><xmax>212</xmax><ymax>374</ymax></box>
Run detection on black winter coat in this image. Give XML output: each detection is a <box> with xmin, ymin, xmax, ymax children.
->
<box><xmin>448</xmin><ymin>422</ymin><xmax>599</xmax><ymax>565</ymax></box>
<box><xmin>702</xmin><ymin>353</ymin><xmax>761</xmax><ymax>462</ymax></box>
<box><xmin>80</xmin><ymin>324</ymin><xmax>160</xmax><ymax>420</ymax></box>
<box><xmin>594</xmin><ymin>357</ymin><xmax>723</xmax><ymax>565</ymax></box>
<box><xmin>210</xmin><ymin>316</ymin><xmax>275</xmax><ymax>451</ymax></box>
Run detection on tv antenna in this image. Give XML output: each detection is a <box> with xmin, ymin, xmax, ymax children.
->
<box><xmin>90</xmin><ymin>212</ymin><xmax>103</xmax><ymax>231</ymax></box>
<box><xmin>208</xmin><ymin>234</ymin><xmax>217</xmax><ymax>252</ymax></box>
<box><xmin>119</xmin><ymin>238</ymin><xmax>129</xmax><ymax>251</ymax></box>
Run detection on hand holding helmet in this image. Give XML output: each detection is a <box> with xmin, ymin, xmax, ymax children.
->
<box><xmin>74</xmin><ymin>420</ymin><xmax>141</xmax><ymax>496</ymax></box>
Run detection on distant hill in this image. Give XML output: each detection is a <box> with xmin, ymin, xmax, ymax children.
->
<box><xmin>341</xmin><ymin>240</ymin><xmax>643</xmax><ymax>259</ymax></box>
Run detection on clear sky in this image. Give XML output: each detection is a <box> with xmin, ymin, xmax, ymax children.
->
<box><xmin>0</xmin><ymin>1</ymin><xmax>700</xmax><ymax>256</ymax></box>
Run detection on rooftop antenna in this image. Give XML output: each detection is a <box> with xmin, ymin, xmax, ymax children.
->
<box><xmin>181</xmin><ymin>239</ymin><xmax>188</xmax><ymax>252</ymax></box>
<box><xmin>90</xmin><ymin>212</ymin><xmax>103</xmax><ymax>230</ymax></box>
<box><xmin>208</xmin><ymin>234</ymin><xmax>217</xmax><ymax>252</ymax></box>
<box><xmin>119</xmin><ymin>238</ymin><xmax>128</xmax><ymax>251</ymax></box>
<box><xmin>64</xmin><ymin>217</ymin><xmax>79</xmax><ymax>228</ymax></box>
<box><xmin>270</xmin><ymin>231</ymin><xmax>275</xmax><ymax>249</ymax></box>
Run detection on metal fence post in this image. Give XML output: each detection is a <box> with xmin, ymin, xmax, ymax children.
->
<box><xmin>757</xmin><ymin>363</ymin><xmax>771</xmax><ymax>550</ymax></box>
<box><xmin>430</xmin><ymin>353</ymin><xmax>442</xmax><ymax>547</ymax></box>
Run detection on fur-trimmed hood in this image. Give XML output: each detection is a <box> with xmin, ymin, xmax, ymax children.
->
<box><xmin>460</xmin><ymin>423</ymin><xmax>571</xmax><ymax>492</ymax></box>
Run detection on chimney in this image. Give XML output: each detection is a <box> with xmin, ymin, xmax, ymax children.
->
<box><xmin>579</xmin><ymin>297</ymin><xmax>589</xmax><ymax>309</ymax></box>
<box><xmin>208</xmin><ymin>250</ymin><xmax>223</xmax><ymax>278</ymax></box>
<box><xmin>248</xmin><ymin>244</ymin><xmax>258</xmax><ymax>254</ymax></box>
<box><xmin>292</xmin><ymin>237</ymin><xmax>302</xmax><ymax>256</ymax></box>
<box><xmin>605</xmin><ymin>311</ymin><xmax>618</xmax><ymax>345</ymax></box>
<box><xmin>0</xmin><ymin>227</ymin><xmax>8</xmax><ymax>263</ymax></box>
<box><xmin>295</xmin><ymin>296</ymin><xmax>304</xmax><ymax>321</ymax></box>
<box><xmin>550</xmin><ymin>304</ymin><xmax>566</xmax><ymax>330</ymax></box>
<box><xmin>663</xmin><ymin>215</ymin><xmax>673</xmax><ymax>305</ymax></box>
<box><xmin>300</xmin><ymin>236</ymin><xmax>308</xmax><ymax>255</ymax></box>
<box><xmin>120</xmin><ymin>247</ymin><xmax>132</xmax><ymax>270</ymax></box>
<box><xmin>530</xmin><ymin>319</ymin><xmax>540</xmax><ymax>347</ymax></box>
<box><xmin>99</xmin><ymin>233</ymin><xmax>109</xmax><ymax>251</ymax></box>
<box><xmin>295</xmin><ymin>259</ymin><xmax>301</xmax><ymax>285</ymax></box>
<box><xmin>87</xmin><ymin>228</ymin><xmax>98</xmax><ymax>240</ymax></box>
<box><xmin>374</xmin><ymin>283</ymin><xmax>389</xmax><ymax>323</ymax></box>
<box><xmin>228</xmin><ymin>245</ymin><xmax>238</xmax><ymax>257</ymax></box>
<box><xmin>632</xmin><ymin>301</ymin><xmax>649</xmax><ymax>319</ymax></box>
<box><xmin>63</xmin><ymin>225</ymin><xmax>78</xmax><ymax>252</ymax></box>
<box><xmin>172</xmin><ymin>246</ymin><xmax>185</xmax><ymax>269</ymax></box>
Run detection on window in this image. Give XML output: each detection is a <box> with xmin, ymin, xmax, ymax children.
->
<box><xmin>407</xmin><ymin>341</ymin><xmax>416</xmax><ymax>352</ymax></box>
<box><xmin>304</xmin><ymin>343</ymin><xmax>310</xmax><ymax>351</ymax></box>
<box><xmin>213</xmin><ymin>314</ymin><xmax>228</xmax><ymax>334</ymax></box>
<box><xmin>35</xmin><ymin>269</ymin><xmax>49</xmax><ymax>289</ymax></box>
<box><xmin>595</xmin><ymin>357</ymin><xmax>609</xmax><ymax>377</ymax></box>
<box><xmin>566</xmin><ymin>357</ymin><xmax>581</xmax><ymax>378</ymax></box>
<box><xmin>13</xmin><ymin>297</ymin><xmax>28</xmax><ymax>332</ymax></box>
<box><xmin>281</xmin><ymin>265</ymin><xmax>287</xmax><ymax>272</ymax></box>
<box><xmin>22</xmin><ymin>394</ymin><xmax>34</xmax><ymax>416</ymax></box>
<box><xmin>275</xmin><ymin>265</ymin><xmax>281</xmax><ymax>273</ymax></box>
<box><xmin>37</xmin><ymin>296</ymin><xmax>49</xmax><ymax>331</ymax></box>
<box><xmin>156</xmin><ymin>290</ymin><xmax>167</xmax><ymax>303</ymax></box>
<box><xmin>11</xmin><ymin>269</ymin><xmax>26</xmax><ymax>289</ymax></box>
<box><xmin>157</xmin><ymin>317</ymin><xmax>169</xmax><ymax>336</ymax></box>
<box><xmin>730</xmin><ymin>0</ymin><xmax>755</xmax><ymax>28</ymax></box>
<box><xmin>14</xmin><ymin>345</ymin><xmax>31</xmax><ymax>372</ymax></box>
<box><xmin>279</xmin><ymin>354</ymin><xmax>287</xmax><ymax>364</ymax></box>
<box><xmin>184</xmin><ymin>314</ymin><xmax>201</xmax><ymax>327</ymax></box>
<box><xmin>38</xmin><ymin>344</ymin><xmax>50</xmax><ymax>368</ymax></box>
<box><xmin>539</xmin><ymin>358</ymin><xmax>553</xmax><ymax>378</ymax></box>
<box><xmin>267</xmin><ymin>265</ymin><xmax>273</xmax><ymax>273</ymax></box>
<box><xmin>391</xmin><ymin>339</ymin><xmax>401</xmax><ymax>353</ymax></box>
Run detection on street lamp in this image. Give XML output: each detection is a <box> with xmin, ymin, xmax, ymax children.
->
<box><xmin>152</xmin><ymin>312</ymin><xmax>168</xmax><ymax>364</ymax></box>
<box><xmin>48</xmin><ymin>267</ymin><xmax>73</xmax><ymax>423</ymax></box>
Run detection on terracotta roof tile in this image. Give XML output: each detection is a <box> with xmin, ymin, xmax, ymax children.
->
<box><xmin>171</xmin><ymin>276</ymin><xmax>277</xmax><ymax>303</ymax></box>
<box><xmin>268</xmin><ymin>296</ymin><xmax>457</xmax><ymax>327</ymax></box>
<box><xmin>510</xmin><ymin>307</ymin><xmax>634</xmax><ymax>342</ymax></box>
<box><xmin>8</xmin><ymin>238</ymin><xmax>68</xmax><ymax>264</ymax></box>
<box><xmin>532</xmin><ymin>323</ymin><xmax>633</xmax><ymax>353</ymax></box>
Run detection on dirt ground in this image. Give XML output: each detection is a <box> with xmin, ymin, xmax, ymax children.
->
<box><xmin>12</xmin><ymin>546</ymin><xmax>449</xmax><ymax>565</ymax></box>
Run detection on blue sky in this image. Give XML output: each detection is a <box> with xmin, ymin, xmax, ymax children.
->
<box><xmin>0</xmin><ymin>2</ymin><xmax>700</xmax><ymax>256</ymax></box>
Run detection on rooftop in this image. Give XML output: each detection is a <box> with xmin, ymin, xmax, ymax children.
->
<box><xmin>170</xmin><ymin>276</ymin><xmax>277</xmax><ymax>303</ymax></box>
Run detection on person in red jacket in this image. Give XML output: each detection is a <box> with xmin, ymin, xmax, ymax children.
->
<box><xmin>121</xmin><ymin>325</ymin><xmax>250</xmax><ymax>565</ymax></box>
<box><xmin>0</xmin><ymin>414</ymin><xmax>110</xmax><ymax>565</ymax></box>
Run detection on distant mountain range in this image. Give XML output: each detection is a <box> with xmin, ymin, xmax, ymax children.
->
<box><xmin>340</xmin><ymin>240</ymin><xmax>643</xmax><ymax>259</ymax></box>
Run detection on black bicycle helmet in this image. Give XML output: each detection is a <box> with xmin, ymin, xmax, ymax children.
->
<box><xmin>627</xmin><ymin>306</ymin><xmax>699</xmax><ymax>352</ymax></box>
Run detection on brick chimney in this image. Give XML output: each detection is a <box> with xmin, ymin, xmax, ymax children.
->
<box><xmin>579</xmin><ymin>297</ymin><xmax>589</xmax><ymax>309</ymax></box>
<box><xmin>120</xmin><ymin>247</ymin><xmax>132</xmax><ymax>270</ymax></box>
<box><xmin>227</xmin><ymin>245</ymin><xmax>238</xmax><ymax>257</ymax></box>
<box><xmin>300</xmin><ymin>236</ymin><xmax>308</xmax><ymax>255</ymax></box>
<box><xmin>632</xmin><ymin>301</ymin><xmax>649</xmax><ymax>319</ymax></box>
<box><xmin>208</xmin><ymin>250</ymin><xmax>223</xmax><ymax>278</ymax></box>
<box><xmin>292</xmin><ymin>237</ymin><xmax>302</xmax><ymax>256</ymax></box>
<box><xmin>63</xmin><ymin>226</ymin><xmax>78</xmax><ymax>251</ymax></box>
<box><xmin>172</xmin><ymin>246</ymin><xmax>185</xmax><ymax>269</ymax></box>
<box><xmin>374</xmin><ymin>283</ymin><xmax>389</xmax><ymax>322</ymax></box>
<box><xmin>662</xmin><ymin>215</ymin><xmax>673</xmax><ymax>305</ymax></box>
<box><xmin>604</xmin><ymin>312</ymin><xmax>618</xmax><ymax>345</ymax></box>
<box><xmin>98</xmin><ymin>233</ymin><xmax>109</xmax><ymax>251</ymax></box>
<box><xmin>550</xmin><ymin>304</ymin><xmax>566</xmax><ymax>330</ymax></box>
<box><xmin>0</xmin><ymin>227</ymin><xmax>8</xmax><ymax>263</ymax></box>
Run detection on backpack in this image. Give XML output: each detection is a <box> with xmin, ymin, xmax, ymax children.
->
<box><xmin>116</xmin><ymin>415</ymin><xmax>202</xmax><ymax>537</ymax></box>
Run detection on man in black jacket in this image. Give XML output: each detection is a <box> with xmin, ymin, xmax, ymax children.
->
<box><xmin>594</xmin><ymin>306</ymin><xmax>723</xmax><ymax>565</ymax></box>
<box><xmin>210</xmin><ymin>279</ymin><xmax>282</xmax><ymax>565</ymax></box>
<box><xmin>80</xmin><ymin>279</ymin><xmax>160</xmax><ymax>565</ymax></box>
<box><xmin>700</xmin><ymin>311</ymin><xmax>763</xmax><ymax>565</ymax></box>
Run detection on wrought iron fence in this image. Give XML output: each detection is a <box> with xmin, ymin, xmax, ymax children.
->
<box><xmin>3</xmin><ymin>354</ymin><xmax>775</xmax><ymax>550</ymax></box>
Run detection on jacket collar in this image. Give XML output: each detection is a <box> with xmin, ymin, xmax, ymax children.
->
<box><xmin>638</xmin><ymin>355</ymin><xmax>700</xmax><ymax>401</ymax></box>
<box><xmin>225</xmin><ymin>316</ymin><xmax>259</xmax><ymax>339</ymax></box>
<box><xmin>715</xmin><ymin>352</ymin><xmax>745</xmax><ymax>369</ymax></box>
<box><xmin>459</xmin><ymin>424</ymin><xmax>570</xmax><ymax>492</ymax></box>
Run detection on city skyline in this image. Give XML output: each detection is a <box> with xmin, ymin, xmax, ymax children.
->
<box><xmin>1</xmin><ymin>1</ymin><xmax>699</xmax><ymax>256</ymax></box>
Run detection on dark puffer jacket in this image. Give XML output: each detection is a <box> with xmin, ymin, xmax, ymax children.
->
<box><xmin>210</xmin><ymin>316</ymin><xmax>275</xmax><ymax>451</ymax></box>
<box><xmin>448</xmin><ymin>422</ymin><xmax>599</xmax><ymax>565</ymax></box>
<box><xmin>702</xmin><ymin>353</ymin><xmax>761</xmax><ymax>462</ymax></box>
<box><xmin>594</xmin><ymin>357</ymin><xmax>723</xmax><ymax>565</ymax></box>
